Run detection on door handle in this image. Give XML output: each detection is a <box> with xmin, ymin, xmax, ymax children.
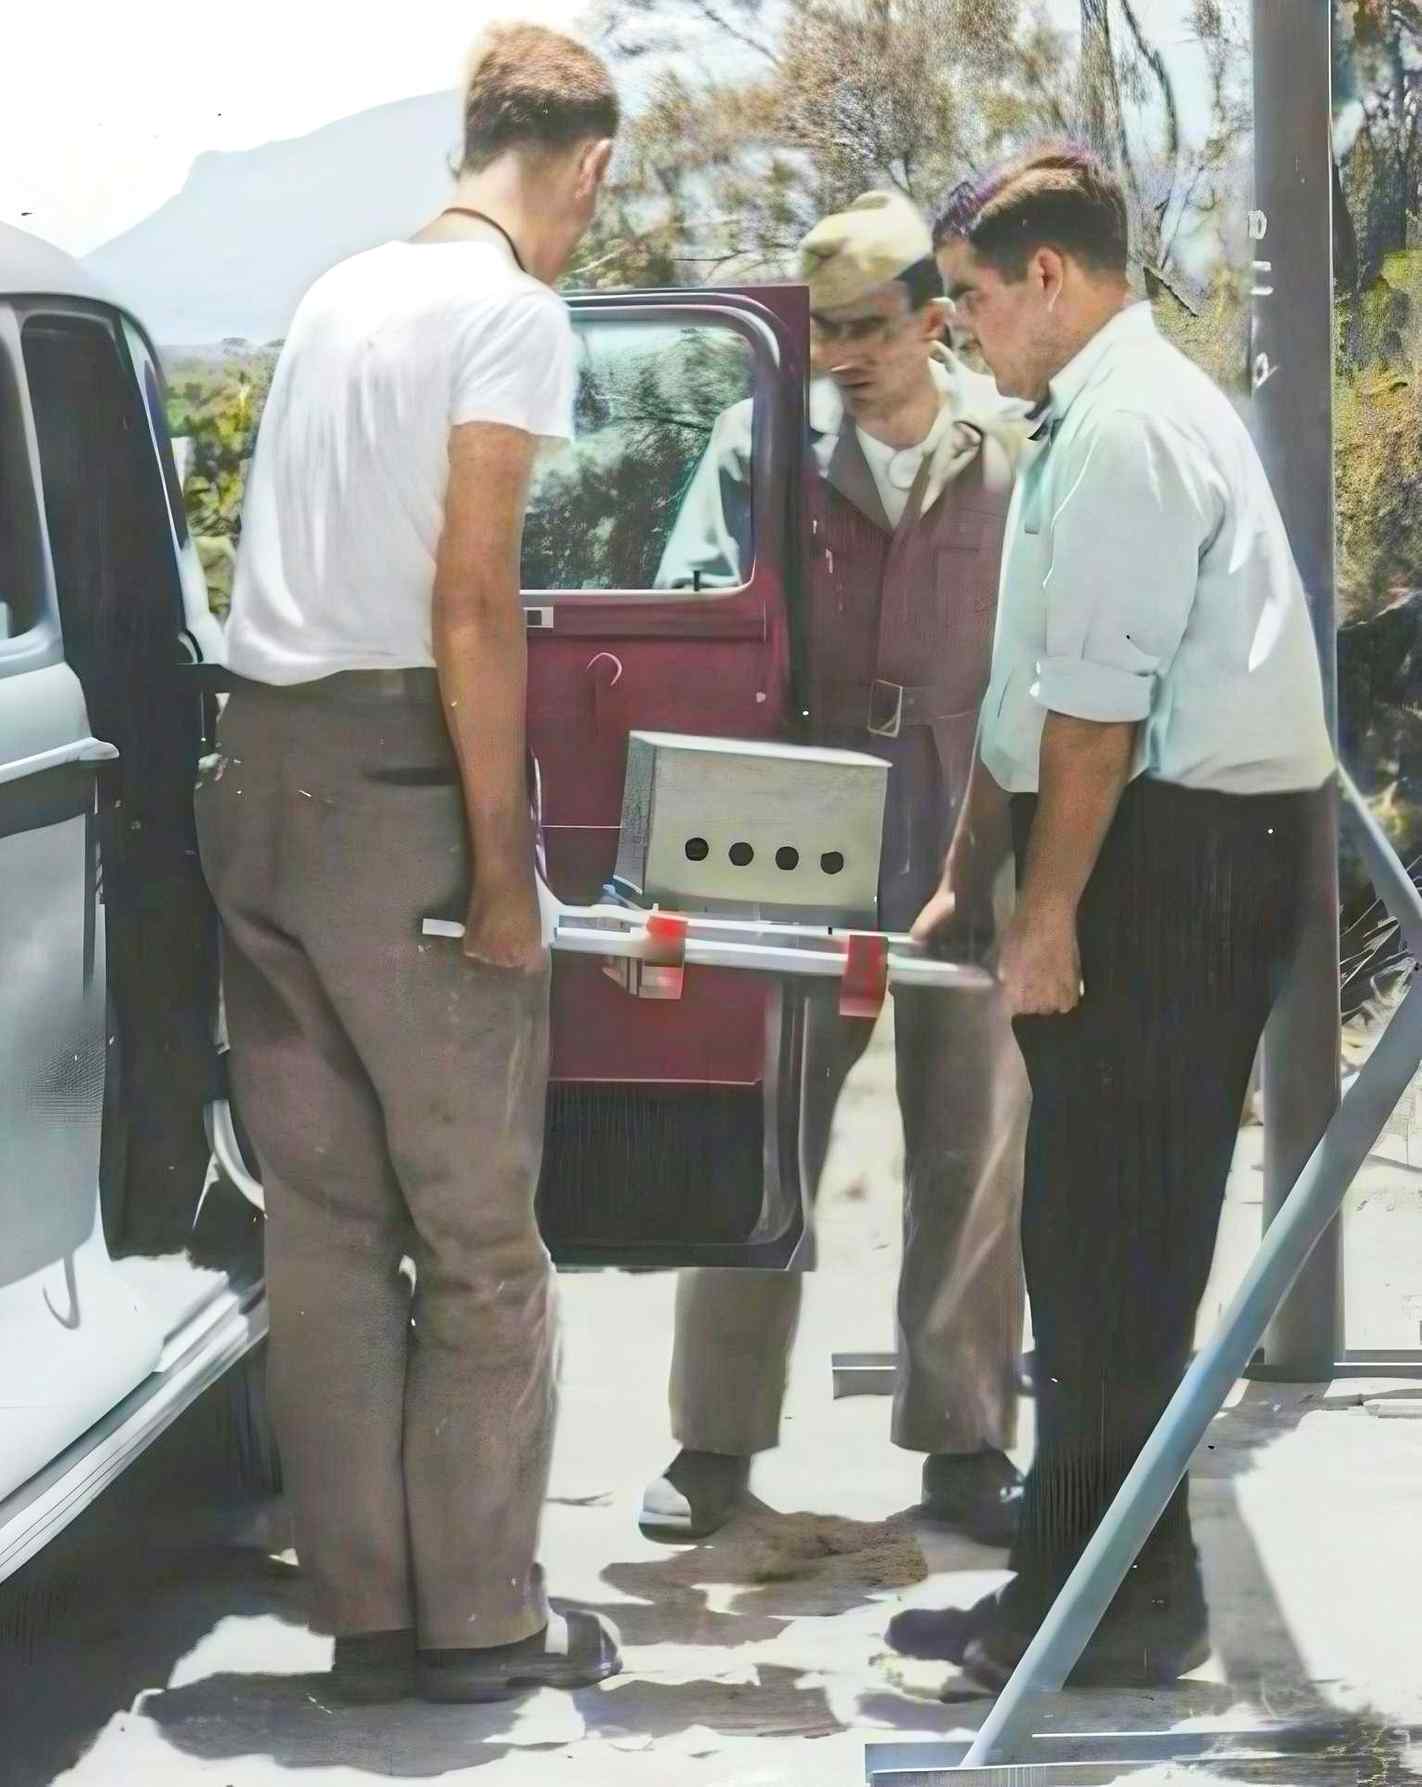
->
<box><xmin>0</xmin><ymin>736</ymin><xmax>119</xmax><ymax>789</ymax></box>
<box><xmin>205</xmin><ymin>1096</ymin><xmax>266</xmax><ymax>1215</ymax></box>
<box><xmin>585</xmin><ymin>652</ymin><xmax>625</xmax><ymax>738</ymax></box>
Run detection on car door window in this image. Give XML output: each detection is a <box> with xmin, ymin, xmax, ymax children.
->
<box><xmin>521</xmin><ymin>318</ymin><xmax>758</xmax><ymax>595</ymax></box>
<box><xmin>0</xmin><ymin>337</ymin><xmax>47</xmax><ymax>651</ymax></box>
<box><xmin>21</xmin><ymin>314</ymin><xmax>186</xmax><ymax>791</ymax></box>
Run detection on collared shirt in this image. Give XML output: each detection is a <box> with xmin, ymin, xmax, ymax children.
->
<box><xmin>980</xmin><ymin>302</ymin><xmax>1335</xmax><ymax>795</ymax></box>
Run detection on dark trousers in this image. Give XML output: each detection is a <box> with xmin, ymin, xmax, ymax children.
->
<box><xmin>1006</xmin><ymin>774</ymin><xmax>1330</xmax><ymax>1618</ymax></box>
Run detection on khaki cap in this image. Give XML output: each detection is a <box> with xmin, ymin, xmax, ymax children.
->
<box><xmin>799</xmin><ymin>189</ymin><xmax>934</xmax><ymax>312</ymax></box>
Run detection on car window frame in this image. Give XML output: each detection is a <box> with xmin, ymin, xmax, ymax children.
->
<box><xmin>0</xmin><ymin>304</ymin><xmax>63</xmax><ymax>679</ymax></box>
<box><xmin>522</xmin><ymin>297</ymin><xmax>784</xmax><ymax>610</ymax></box>
<box><xmin>15</xmin><ymin>299</ymin><xmax>190</xmax><ymax>646</ymax></box>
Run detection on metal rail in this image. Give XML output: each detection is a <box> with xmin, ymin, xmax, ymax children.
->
<box><xmin>422</xmin><ymin>907</ymin><xmax>995</xmax><ymax>994</ymax></box>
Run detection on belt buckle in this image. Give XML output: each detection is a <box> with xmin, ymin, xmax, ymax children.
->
<box><xmin>866</xmin><ymin>679</ymin><xmax>904</xmax><ymax>740</ymax></box>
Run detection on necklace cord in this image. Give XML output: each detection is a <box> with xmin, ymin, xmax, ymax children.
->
<box><xmin>439</xmin><ymin>207</ymin><xmax>527</xmax><ymax>274</ymax></box>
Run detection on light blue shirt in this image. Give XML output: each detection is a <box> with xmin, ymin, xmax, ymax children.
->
<box><xmin>980</xmin><ymin>302</ymin><xmax>1335</xmax><ymax>795</ymax></box>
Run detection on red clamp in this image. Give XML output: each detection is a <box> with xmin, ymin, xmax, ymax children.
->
<box><xmin>604</xmin><ymin>910</ymin><xmax>687</xmax><ymax>1001</ymax></box>
<box><xmin>645</xmin><ymin>912</ymin><xmax>688</xmax><ymax>962</ymax></box>
<box><xmin>839</xmin><ymin>931</ymin><xmax>889</xmax><ymax>1020</ymax></box>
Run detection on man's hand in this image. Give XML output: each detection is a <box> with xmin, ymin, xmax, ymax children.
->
<box><xmin>913</xmin><ymin>749</ymin><xmax>1011</xmax><ymax>956</ymax></box>
<box><xmin>911</xmin><ymin>882</ymin><xmax>960</xmax><ymax>948</ymax></box>
<box><xmin>911</xmin><ymin>844</ymin><xmax>998</xmax><ymax>955</ymax></box>
<box><xmin>462</xmin><ymin>869</ymin><xmax>546</xmax><ymax>973</ymax></box>
<box><xmin>997</xmin><ymin>901</ymin><xmax>1082</xmax><ymax>1017</ymax></box>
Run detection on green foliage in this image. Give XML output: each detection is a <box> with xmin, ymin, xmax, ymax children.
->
<box><xmin>1336</xmin><ymin>366</ymin><xmax>1422</xmax><ymax>625</ymax></box>
<box><xmin>164</xmin><ymin>350</ymin><xmax>277</xmax><ymax>617</ymax></box>
<box><xmin>1148</xmin><ymin>262</ymin><xmax>1248</xmax><ymax>399</ymax></box>
<box><xmin>1334</xmin><ymin>240</ymin><xmax>1422</xmax><ymax>627</ymax></box>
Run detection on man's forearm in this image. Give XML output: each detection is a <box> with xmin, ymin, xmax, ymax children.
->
<box><xmin>1019</xmin><ymin>712</ymin><xmax>1137</xmax><ymax>920</ymax></box>
<box><xmin>433</xmin><ymin>591</ymin><xmax>535</xmax><ymax>885</ymax></box>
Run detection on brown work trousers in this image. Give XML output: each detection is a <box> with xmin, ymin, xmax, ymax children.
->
<box><xmin>670</xmin><ymin>978</ymin><xmax>1028</xmax><ymax>1457</ymax></box>
<box><xmin>196</xmin><ymin>672</ymin><xmax>555</xmax><ymax>1648</ymax></box>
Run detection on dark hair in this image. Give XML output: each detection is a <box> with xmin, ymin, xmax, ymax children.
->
<box><xmin>897</xmin><ymin>254</ymin><xmax>945</xmax><ymax>310</ymax></box>
<box><xmin>461</xmin><ymin>24</ymin><xmax>619</xmax><ymax>172</ymax></box>
<box><xmin>932</xmin><ymin>145</ymin><xmax>1129</xmax><ymax>280</ymax></box>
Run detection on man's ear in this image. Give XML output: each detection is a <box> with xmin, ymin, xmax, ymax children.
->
<box><xmin>921</xmin><ymin>296</ymin><xmax>951</xmax><ymax>343</ymax></box>
<box><xmin>1034</xmin><ymin>246</ymin><xmax>1067</xmax><ymax>307</ymax></box>
<box><xmin>580</xmin><ymin>138</ymin><xmax>615</xmax><ymax>194</ymax></box>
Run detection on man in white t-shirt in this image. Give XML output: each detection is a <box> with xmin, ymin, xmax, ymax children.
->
<box><xmin>197</xmin><ymin>24</ymin><xmax>621</xmax><ymax>1706</ymax></box>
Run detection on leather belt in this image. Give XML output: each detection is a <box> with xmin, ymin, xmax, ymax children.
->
<box><xmin>225</xmin><ymin>667</ymin><xmax>442</xmax><ymax>704</ymax></box>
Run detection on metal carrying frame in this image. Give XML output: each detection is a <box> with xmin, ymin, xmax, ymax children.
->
<box><xmin>422</xmin><ymin>903</ymin><xmax>993</xmax><ymax>1023</ymax></box>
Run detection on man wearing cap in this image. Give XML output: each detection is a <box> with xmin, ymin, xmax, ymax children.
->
<box><xmin>640</xmin><ymin>191</ymin><xmax>1032</xmax><ymax>1545</ymax></box>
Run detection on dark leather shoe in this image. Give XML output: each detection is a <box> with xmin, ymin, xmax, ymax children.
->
<box><xmin>920</xmin><ymin>1449</ymin><xmax>1023</xmax><ymax>1547</ymax></box>
<box><xmin>962</xmin><ymin>1593</ymin><xmax>1210</xmax><ymax>1692</ymax></box>
<box><xmin>417</xmin><ymin>1610</ymin><xmax>622</xmax><ymax>1703</ymax></box>
<box><xmin>886</xmin><ymin>1589</ymin><xmax>999</xmax><ymax>1662</ymax></box>
<box><xmin>328</xmin><ymin>1628</ymin><xmax>416</xmax><ymax>1703</ymax></box>
<box><xmin>639</xmin><ymin>1449</ymin><xmax>751</xmax><ymax>1541</ymax></box>
<box><xmin>891</xmin><ymin>1571</ymin><xmax>1210</xmax><ymax>1692</ymax></box>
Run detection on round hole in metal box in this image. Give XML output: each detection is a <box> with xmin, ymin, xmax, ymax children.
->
<box><xmin>776</xmin><ymin>847</ymin><xmax>799</xmax><ymax>871</ymax></box>
<box><xmin>820</xmin><ymin>851</ymin><xmax>845</xmax><ymax>875</ymax></box>
<box><xmin>729</xmin><ymin>842</ymin><xmax>755</xmax><ymax>867</ymax></box>
<box><xmin>684</xmin><ymin>837</ymin><xmax>710</xmax><ymax>862</ymax></box>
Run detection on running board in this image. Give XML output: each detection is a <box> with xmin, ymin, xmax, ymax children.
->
<box><xmin>0</xmin><ymin>1280</ymin><xmax>268</xmax><ymax>1584</ymax></box>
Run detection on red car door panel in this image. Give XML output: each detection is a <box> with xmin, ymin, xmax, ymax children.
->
<box><xmin>525</xmin><ymin>287</ymin><xmax>811</xmax><ymax>1268</ymax></box>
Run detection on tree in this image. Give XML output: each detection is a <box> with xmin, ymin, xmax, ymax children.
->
<box><xmin>1075</xmin><ymin>0</ymin><xmax>1251</xmax><ymax>287</ymax></box>
<box><xmin>1333</xmin><ymin>0</ymin><xmax>1422</xmax><ymax>293</ymax></box>
<box><xmin>577</xmin><ymin>0</ymin><xmax>1082</xmax><ymax>288</ymax></box>
<box><xmin>580</xmin><ymin>0</ymin><xmax>1250</xmax><ymax>299</ymax></box>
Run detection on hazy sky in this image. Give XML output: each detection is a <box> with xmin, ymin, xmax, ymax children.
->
<box><xmin>2</xmin><ymin>0</ymin><xmax>1217</xmax><ymax>260</ymax></box>
<box><xmin>0</xmin><ymin>0</ymin><xmax>582</xmax><ymax>256</ymax></box>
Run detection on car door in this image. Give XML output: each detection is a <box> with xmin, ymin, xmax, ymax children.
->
<box><xmin>0</xmin><ymin>302</ymin><xmax>165</xmax><ymax>1505</ymax></box>
<box><xmin>16</xmin><ymin>303</ymin><xmax>224</xmax><ymax>1272</ymax></box>
<box><xmin>523</xmin><ymin>286</ymin><xmax>813</xmax><ymax>1269</ymax></box>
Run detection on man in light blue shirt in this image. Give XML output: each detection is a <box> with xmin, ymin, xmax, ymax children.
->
<box><xmin>892</xmin><ymin>146</ymin><xmax>1335</xmax><ymax>1693</ymax></box>
<box><xmin>974</xmin><ymin>293</ymin><xmax>1333</xmax><ymax>803</ymax></box>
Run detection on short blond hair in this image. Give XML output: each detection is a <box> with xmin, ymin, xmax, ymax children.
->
<box><xmin>461</xmin><ymin>23</ymin><xmax>619</xmax><ymax>172</ymax></box>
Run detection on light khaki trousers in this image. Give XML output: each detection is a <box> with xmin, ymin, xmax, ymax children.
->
<box><xmin>670</xmin><ymin>978</ymin><xmax>1028</xmax><ymax>1457</ymax></box>
<box><xmin>197</xmin><ymin>673</ymin><xmax>555</xmax><ymax>1648</ymax></box>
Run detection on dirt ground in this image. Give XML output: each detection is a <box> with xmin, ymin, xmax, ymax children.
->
<box><xmin>7</xmin><ymin>1008</ymin><xmax>1422</xmax><ymax>1785</ymax></box>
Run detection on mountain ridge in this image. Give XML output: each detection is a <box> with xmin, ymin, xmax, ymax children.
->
<box><xmin>86</xmin><ymin>90</ymin><xmax>463</xmax><ymax>345</ymax></box>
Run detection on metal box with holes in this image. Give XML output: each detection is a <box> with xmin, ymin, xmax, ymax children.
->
<box><xmin>611</xmin><ymin>731</ymin><xmax>889</xmax><ymax>924</ymax></box>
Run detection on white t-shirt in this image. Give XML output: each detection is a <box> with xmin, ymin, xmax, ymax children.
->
<box><xmin>856</xmin><ymin>399</ymin><xmax>957</xmax><ymax>529</ymax></box>
<box><xmin>225</xmin><ymin>240</ymin><xmax>576</xmax><ymax>685</ymax></box>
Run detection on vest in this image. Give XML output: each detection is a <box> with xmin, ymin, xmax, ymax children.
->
<box><xmin>802</xmin><ymin>416</ymin><xmax>1014</xmax><ymax>927</ymax></box>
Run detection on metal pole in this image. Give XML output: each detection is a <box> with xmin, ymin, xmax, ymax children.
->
<box><xmin>1251</xmin><ymin>0</ymin><xmax>1344</xmax><ymax>1382</ymax></box>
<box><xmin>960</xmin><ymin>966</ymin><xmax>1422</xmax><ymax>1768</ymax></box>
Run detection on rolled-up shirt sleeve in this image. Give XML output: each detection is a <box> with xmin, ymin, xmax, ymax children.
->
<box><xmin>1033</xmin><ymin>407</ymin><xmax>1219</xmax><ymax>723</ymax></box>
